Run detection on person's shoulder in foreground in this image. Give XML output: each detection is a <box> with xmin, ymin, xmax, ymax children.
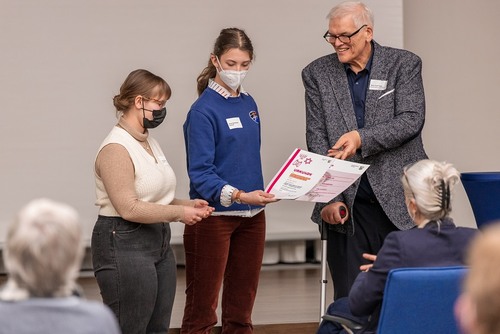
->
<box><xmin>0</xmin><ymin>297</ymin><xmax>120</xmax><ymax>334</ymax></box>
<box><xmin>0</xmin><ymin>198</ymin><xmax>121</xmax><ymax>334</ymax></box>
<box><xmin>456</xmin><ymin>222</ymin><xmax>500</xmax><ymax>334</ymax></box>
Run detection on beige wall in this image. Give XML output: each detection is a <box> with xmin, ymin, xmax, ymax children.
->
<box><xmin>0</xmin><ymin>0</ymin><xmax>403</xmax><ymax>244</ymax></box>
<box><xmin>403</xmin><ymin>0</ymin><xmax>500</xmax><ymax>228</ymax></box>
<box><xmin>1</xmin><ymin>0</ymin><xmax>495</xmax><ymax>244</ymax></box>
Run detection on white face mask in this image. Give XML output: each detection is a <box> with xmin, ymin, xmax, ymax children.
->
<box><xmin>216</xmin><ymin>57</ymin><xmax>248</xmax><ymax>92</ymax></box>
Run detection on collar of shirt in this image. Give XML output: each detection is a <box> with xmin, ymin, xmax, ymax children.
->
<box><xmin>419</xmin><ymin>217</ymin><xmax>457</xmax><ymax>229</ymax></box>
<box><xmin>208</xmin><ymin>79</ymin><xmax>248</xmax><ymax>99</ymax></box>
<box><xmin>117</xmin><ymin>116</ymin><xmax>148</xmax><ymax>143</ymax></box>
<box><xmin>343</xmin><ymin>41</ymin><xmax>375</xmax><ymax>74</ymax></box>
<box><xmin>343</xmin><ymin>42</ymin><xmax>375</xmax><ymax>129</ymax></box>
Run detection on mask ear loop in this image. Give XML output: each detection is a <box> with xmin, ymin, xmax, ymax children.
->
<box><xmin>215</xmin><ymin>56</ymin><xmax>225</xmax><ymax>73</ymax></box>
<box><xmin>141</xmin><ymin>99</ymin><xmax>146</xmax><ymax>119</ymax></box>
<box><xmin>141</xmin><ymin>98</ymin><xmax>151</xmax><ymax>130</ymax></box>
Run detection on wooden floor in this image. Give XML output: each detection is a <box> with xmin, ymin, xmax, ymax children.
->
<box><xmin>78</xmin><ymin>264</ymin><xmax>332</xmax><ymax>333</ymax></box>
<box><xmin>1</xmin><ymin>264</ymin><xmax>332</xmax><ymax>333</ymax></box>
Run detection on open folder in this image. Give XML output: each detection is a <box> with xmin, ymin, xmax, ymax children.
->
<box><xmin>265</xmin><ymin>148</ymin><xmax>369</xmax><ymax>203</ymax></box>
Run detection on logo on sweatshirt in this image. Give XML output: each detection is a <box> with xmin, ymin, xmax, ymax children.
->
<box><xmin>249</xmin><ymin>110</ymin><xmax>260</xmax><ymax>124</ymax></box>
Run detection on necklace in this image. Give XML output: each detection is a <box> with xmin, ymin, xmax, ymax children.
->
<box><xmin>116</xmin><ymin>122</ymin><xmax>151</xmax><ymax>152</ymax></box>
<box><xmin>141</xmin><ymin>140</ymin><xmax>151</xmax><ymax>151</ymax></box>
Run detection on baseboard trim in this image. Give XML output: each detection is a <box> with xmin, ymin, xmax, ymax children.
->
<box><xmin>167</xmin><ymin>322</ymin><xmax>319</xmax><ymax>334</ymax></box>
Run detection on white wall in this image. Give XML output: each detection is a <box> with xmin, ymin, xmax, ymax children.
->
<box><xmin>0</xmin><ymin>0</ymin><xmax>405</xmax><ymax>245</ymax></box>
<box><xmin>403</xmin><ymin>0</ymin><xmax>500</xmax><ymax>229</ymax></box>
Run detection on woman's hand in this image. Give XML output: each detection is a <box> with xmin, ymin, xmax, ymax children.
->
<box><xmin>238</xmin><ymin>190</ymin><xmax>278</xmax><ymax>206</ymax></box>
<box><xmin>192</xmin><ymin>199</ymin><xmax>210</xmax><ymax>209</ymax></box>
<box><xmin>360</xmin><ymin>253</ymin><xmax>377</xmax><ymax>272</ymax></box>
<box><xmin>181</xmin><ymin>205</ymin><xmax>214</xmax><ymax>225</ymax></box>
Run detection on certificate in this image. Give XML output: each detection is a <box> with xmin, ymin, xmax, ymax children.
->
<box><xmin>265</xmin><ymin>148</ymin><xmax>369</xmax><ymax>203</ymax></box>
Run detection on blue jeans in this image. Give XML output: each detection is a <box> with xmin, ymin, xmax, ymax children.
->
<box><xmin>91</xmin><ymin>216</ymin><xmax>176</xmax><ymax>334</ymax></box>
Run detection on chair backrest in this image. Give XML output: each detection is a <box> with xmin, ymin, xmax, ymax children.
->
<box><xmin>377</xmin><ymin>266</ymin><xmax>467</xmax><ymax>334</ymax></box>
<box><xmin>461</xmin><ymin>172</ymin><xmax>500</xmax><ymax>229</ymax></box>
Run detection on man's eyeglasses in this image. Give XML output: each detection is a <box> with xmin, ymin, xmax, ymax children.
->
<box><xmin>323</xmin><ymin>24</ymin><xmax>367</xmax><ymax>44</ymax></box>
<box><xmin>142</xmin><ymin>96</ymin><xmax>167</xmax><ymax>108</ymax></box>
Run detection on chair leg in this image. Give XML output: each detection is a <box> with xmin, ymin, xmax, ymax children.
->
<box><xmin>341</xmin><ymin>324</ymin><xmax>355</xmax><ymax>334</ymax></box>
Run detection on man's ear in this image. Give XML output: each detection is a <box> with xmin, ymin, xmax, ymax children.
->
<box><xmin>365</xmin><ymin>25</ymin><xmax>374</xmax><ymax>42</ymax></box>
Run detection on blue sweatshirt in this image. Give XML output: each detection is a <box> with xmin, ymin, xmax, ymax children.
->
<box><xmin>183</xmin><ymin>87</ymin><xmax>264</xmax><ymax>212</ymax></box>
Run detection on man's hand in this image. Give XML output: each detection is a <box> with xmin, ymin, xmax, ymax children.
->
<box><xmin>321</xmin><ymin>202</ymin><xmax>349</xmax><ymax>224</ymax></box>
<box><xmin>327</xmin><ymin>130</ymin><xmax>361</xmax><ymax>160</ymax></box>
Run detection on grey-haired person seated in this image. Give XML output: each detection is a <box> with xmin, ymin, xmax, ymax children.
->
<box><xmin>318</xmin><ymin>160</ymin><xmax>477</xmax><ymax>334</ymax></box>
<box><xmin>0</xmin><ymin>198</ymin><xmax>121</xmax><ymax>334</ymax></box>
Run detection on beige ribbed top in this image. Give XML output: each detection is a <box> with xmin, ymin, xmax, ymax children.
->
<box><xmin>94</xmin><ymin>118</ymin><xmax>192</xmax><ymax>223</ymax></box>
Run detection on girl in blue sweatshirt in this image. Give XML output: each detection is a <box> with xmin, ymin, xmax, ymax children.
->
<box><xmin>181</xmin><ymin>27</ymin><xmax>277</xmax><ymax>334</ymax></box>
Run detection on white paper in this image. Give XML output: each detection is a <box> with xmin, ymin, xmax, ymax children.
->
<box><xmin>265</xmin><ymin>148</ymin><xmax>369</xmax><ymax>203</ymax></box>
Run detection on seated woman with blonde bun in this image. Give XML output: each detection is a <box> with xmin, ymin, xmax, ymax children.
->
<box><xmin>318</xmin><ymin>159</ymin><xmax>477</xmax><ymax>334</ymax></box>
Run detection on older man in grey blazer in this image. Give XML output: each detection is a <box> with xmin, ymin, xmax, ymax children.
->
<box><xmin>302</xmin><ymin>1</ymin><xmax>428</xmax><ymax>299</ymax></box>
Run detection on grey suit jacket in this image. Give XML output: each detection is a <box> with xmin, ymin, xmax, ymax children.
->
<box><xmin>302</xmin><ymin>41</ymin><xmax>428</xmax><ymax>235</ymax></box>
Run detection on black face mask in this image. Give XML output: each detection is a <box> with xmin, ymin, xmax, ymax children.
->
<box><xmin>142</xmin><ymin>107</ymin><xmax>167</xmax><ymax>129</ymax></box>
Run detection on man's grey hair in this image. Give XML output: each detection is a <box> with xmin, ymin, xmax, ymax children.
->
<box><xmin>327</xmin><ymin>1</ymin><xmax>374</xmax><ymax>28</ymax></box>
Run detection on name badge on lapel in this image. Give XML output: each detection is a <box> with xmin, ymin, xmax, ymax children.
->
<box><xmin>158</xmin><ymin>155</ymin><xmax>169</xmax><ymax>165</ymax></box>
<box><xmin>369</xmin><ymin>79</ymin><xmax>388</xmax><ymax>91</ymax></box>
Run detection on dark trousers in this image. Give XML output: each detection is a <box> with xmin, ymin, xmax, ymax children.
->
<box><xmin>181</xmin><ymin>211</ymin><xmax>266</xmax><ymax>334</ymax></box>
<box><xmin>91</xmin><ymin>216</ymin><xmax>176</xmax><ymax>334</ymax></box>
<box><xmin>327</xmin><ymin>183</ymin><xmax>398</xmax><ymax>299</ymax></box>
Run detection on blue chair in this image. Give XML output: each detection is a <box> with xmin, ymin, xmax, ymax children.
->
<box><xmin>322</xmin><ymin>266</ymin><xmax>467</xmax><ymax>333</ymax></box>
<box><xmin>461</xmin><ymin>172</ymin><xmax>500</xmax><ymax>228</ymax></box>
